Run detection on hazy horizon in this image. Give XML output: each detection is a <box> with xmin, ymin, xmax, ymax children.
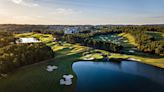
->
<box><xmin>0</xmin><ymin>0</ymin><xmax>164</xmax><ymax>25</ymax></box>
<box><xmin>0</xmin><ymin>23</ymin><xmax>164</xmax><ymax>26</ymax></box>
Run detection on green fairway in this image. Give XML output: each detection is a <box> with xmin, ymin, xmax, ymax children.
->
<box><xmin>118</xmin><ymin>33</ymin><xmax>138</xmax><ymax>46</ymax></box>
<box><xmin>81</xmin><ymin>49</ymin><xmax>164</xmax><ymax>68</ymax></box>
<box><xmin>93</xmin><ymin>33</ymin><xmax>134</xmax><ymax>47</ymax></box>
<box><xmin>0</xmin><ymin>32</ymin><xmax>164</xmax><ymax>92</ymax></box>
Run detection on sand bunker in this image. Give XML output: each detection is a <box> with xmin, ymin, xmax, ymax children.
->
<box><xmin>46</xmin><ymin>65</ymin><xmax>58</xmax><ymax>72</ymax></box>
<box><xmin>128</xmin><ymin>58</ymin><xmax>141</xmax><ymax>61</ymax></box>
<box><xmin>83</xmin><ymin>57</ymin><xmax>95</xmax><ymax>60</ymax></box>
<box><xmin>83</xmin><ymin>54</ymin><xmax>95</xmax><ymax>60</ymax></box>
<box><xmin>60</xmin><ymin>74</ymin><xmax>74</xmax><ymax>85</ymax></box>
<box><xmin>123</xmin><ymin>40</ymin><xmax>128</xmax><ymax>42</ymax></box>
<box><xmin>0</xmin><ymin>74</ymin><xmax>8</xmax><ymax>78</ymax></box>
<box><xmin>63</xmin><ymin>75</ymin><xmax>74</xmax><ymax>79</ymax></box>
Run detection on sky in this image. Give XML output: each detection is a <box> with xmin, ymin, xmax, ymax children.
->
<box><xmin>0</xmin><ymin>0</ymin><xmax>164</xmax><ymax>25</ymax></box>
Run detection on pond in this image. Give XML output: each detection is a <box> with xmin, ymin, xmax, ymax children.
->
<box><xmin>72</xmin><ymin>61</ymin><xmax>164</xmax><ymax>92</ymax></box>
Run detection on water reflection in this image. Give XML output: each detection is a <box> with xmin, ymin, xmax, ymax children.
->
<box><xmin>73</xmin><ymin>61</ymin><xmax>164</xmax><ymax>92</ymax></box>
<box><xmin>119</xmin><ymin>61</ymin><xmax>164</xmax><ymax>85</ymax></box>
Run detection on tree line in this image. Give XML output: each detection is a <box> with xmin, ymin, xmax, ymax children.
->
<box><xmin>0</xmin><ymin>43</ymin><xmax>54</xmax><ymax>74</ymax></box>
<box><xmin>0</xmin><ymin>31</ymin><xmax>54</xmax><ymax>74</ymax></box>
<box><xmin>127</xmin><ymin>30</ymin><xmax>164</xmax><ymax>56</ymax></box>
<box><xmin>0</xmin><ymin>31</ymin><xmax>15</xmax><ymax>47</ymax></box>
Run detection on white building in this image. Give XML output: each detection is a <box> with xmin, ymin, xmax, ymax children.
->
<box><xmin>64</xmin><ymin>27</ymin><xmax>80</xmax><ymax>34</ymax></box>
<box><xmin>16</xmin><ymin>38</ymin><xmax>41</xmax><ymax>43</ymax></box>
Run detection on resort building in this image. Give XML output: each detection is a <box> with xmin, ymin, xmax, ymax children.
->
<box><xmin>16</xmin><ymin>38</ymin><xmax>41</xmax><ymax>43</ymax></box>
<box><xmin>64</xmin><ymin>27</ymin><xmax>80</xmax><ymax>34</ymax></box>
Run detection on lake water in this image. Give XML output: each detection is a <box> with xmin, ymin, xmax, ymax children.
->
<box><xmin>72</xmin><ymin>61</ymin><xmax>164</xmax><ymax>92</ymax></box>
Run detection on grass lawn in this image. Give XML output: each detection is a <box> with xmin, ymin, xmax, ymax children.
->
<box><xmin>0</xmin><ymin>32</ymin><xmax>164</xmax><ymax>92</ymax></box>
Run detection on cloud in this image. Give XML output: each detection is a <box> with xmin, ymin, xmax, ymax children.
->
<box><xmin>11</xmin><ymin>0</ymin><xmax>39</xmax><ymax>7</ymax></box>
<box><xmin>11</xmin><ymin>0</ymin><xmax>22</xmax><ymax>4</ymax></box>
<box><xmin>51</xmin><ymin>8</ymin><xmax>82</xmax><ymax>15</ymax></box>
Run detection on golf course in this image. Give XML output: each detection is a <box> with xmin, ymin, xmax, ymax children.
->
<box><xmin>0</xmin><ymin>32</ymin><xmax>164</xmax><ymax>92</ymax></box>
<box><xmin>1</xmin><ymin>0</ymin><xmax>164</xmax><ymax>91</ymax></box>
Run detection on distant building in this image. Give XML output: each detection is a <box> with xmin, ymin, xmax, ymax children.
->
<box><xmin>16</xmin><ymin>38</ymin><xmax>41</xmax><ymax>43</ymax></box>
<box><xmin>64</xmin><ymin>27</ymin><xmax>80</xmax><ymax>34</ymax></box>
<box><xmin>48</xmin><ymin>25</ymin><xmax>65</xmax><ymax>31</ymax></box>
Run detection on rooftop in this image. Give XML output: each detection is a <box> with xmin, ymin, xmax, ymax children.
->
<box><xmin>16</xmin><ymin>38</ymin><xmax>41</xmax><ymax>43</ymax></box>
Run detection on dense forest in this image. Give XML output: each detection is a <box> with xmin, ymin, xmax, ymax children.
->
<box><xmin>127</xmin><ymin>30</ymin><xmax>164</xmax><ymax>56</ymax></box>
<box><xmin>0</xmin><ymin>31</ymin><xmax>54</xmax><ymax>74</ymax></box>
<box><xmin>0</xmin><ymin>31</ymin><xmax>15</xmax><ymax>47</ymax></box>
